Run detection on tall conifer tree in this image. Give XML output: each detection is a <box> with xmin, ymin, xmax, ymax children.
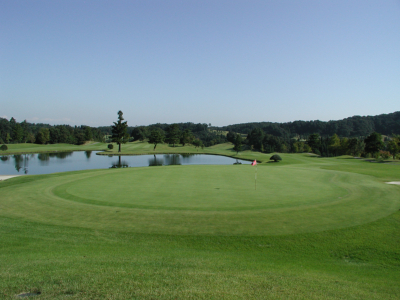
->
<box><xmin>111</xmin><ymin>111</ymin><xmax>129</xmax><ymax>152</ymax></box>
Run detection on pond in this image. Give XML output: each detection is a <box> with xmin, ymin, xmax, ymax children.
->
<box><xmin>0</xmin><ymin>152</ymin><xmax>250</xmax><ymax>175</ymax></box>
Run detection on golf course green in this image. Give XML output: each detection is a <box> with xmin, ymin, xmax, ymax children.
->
<box><xmin>1</xmin><ymin>145</ymin><xmax>400</xmax><ymax>299</ymax></box>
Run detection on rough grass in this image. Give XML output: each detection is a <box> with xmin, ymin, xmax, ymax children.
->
<box><xmin>1</xmin><ymin>149</ymin><xmax>400</xmax><ymax>299</ymax></box>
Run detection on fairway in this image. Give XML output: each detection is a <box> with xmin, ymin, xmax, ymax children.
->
<box><xmin>1</xmin><ymin>163</ymin><xmax>399</xmax><ymax>236</ymax></box>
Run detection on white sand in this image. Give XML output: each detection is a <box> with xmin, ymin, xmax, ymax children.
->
<box><xmin>386</xmin><ymin>182</ymin><xmax>400</xmax><ymax>185</ymax></box>
<box><xmin>0</xmin><ymin>175</ymin><xmax>21</xmax><ymax>181</ymax></box>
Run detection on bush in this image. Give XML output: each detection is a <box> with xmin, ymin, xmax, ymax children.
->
<box><xmin>0</xmin><ymin>144</ymin><xmax>8</xmax><ymax>151</ymax></box>
<box><xmin>108</xmin><ymin>144</ymin><xmax>114</xmax><ymax>150</ymax></box>
<box><xmin>270</xmin><ymin>154</ymin><xmax>282</xmax><ymax>162</ymax></box>
<box><xmin>379</xmin><ymin>150</ymin><xmax>391</xmax><ymax>160</ymax></box>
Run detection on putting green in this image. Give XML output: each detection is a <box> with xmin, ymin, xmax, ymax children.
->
<box><xmin>54</xmin><ymin>166</ymin><xmax>346</xmax><ymax>210</ymax></box>
<box><xmin>0</xmin><ymin>165</ymin><xmax>399</xmax><ymax>235</ymax></box>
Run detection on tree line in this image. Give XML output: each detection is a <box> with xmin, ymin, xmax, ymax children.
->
<box><xmin>0</xmin><ymin>117</ymin><xmax>104</xmax><ymax>145</ymax></box>
<box><xmin>109</xmin><ymin>111</ymin><xmax>218</xmax><ymax>152</ymax></box>
<box><xmin>2</xmin><ymin>111</ymin><xmax>399</xmax><ymax>159</ymax></box>
<box><xmin>219</xmin><ymin>111</ymin><xmax>400</xmax><ymax>138</ymax></box>
<box><xmin>241</xmin><ymin>128</ymin><xmax>400</xmax><ymax>159</ymax></box>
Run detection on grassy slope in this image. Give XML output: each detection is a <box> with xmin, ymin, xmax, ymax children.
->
<box><xmin>1</xmin><ymin>144</ymin><xmax>400</xmax><ymax>299</ymax></box>
<box><xmin>2</xmin><ymin>142</ymin><xmax>109</xmax><ymax>154</ymax></box>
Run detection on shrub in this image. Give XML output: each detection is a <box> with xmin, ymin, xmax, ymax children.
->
<box><xmin>379</xmin><ymin>150</ymin><xmax>391</xmax><ymax>160</ymax></box>
<box><xmin>0</xmin><ymin>144</ymin><xmax>8</xmax><ymax>151</ymax></box>
<box><xmin>108</xmin><ymin>144</ymin><xmax>114</xmax><ymax>150</ymax></box>
<box><xmin>270</xmin><ymin>154</ymin><xmax>282</xmax><ymax>162</ymax></box>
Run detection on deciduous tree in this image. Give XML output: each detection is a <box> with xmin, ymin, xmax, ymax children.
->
<box><xmin>233</xmin><ymin>134</ymin><xmax>242</xmax><ymax>154</ymax></box>
<box><xmin>148</xmin><ymin>129</ymin><xmax>164</xmax><ymax>150</ymax></box>
<box><xmin>364</xmin><ymin>132</ymin><xmax>384</xmax><ymax>157</ymax></box>
<box><xmin>387</xmin><ymin>136</ymin><xmax>400</xmax><ymax>159</ymax></box>
<box><xmin>166</xmin><ymin>124</ymin><xmax>181</xmax><ymax>147</ymax></box>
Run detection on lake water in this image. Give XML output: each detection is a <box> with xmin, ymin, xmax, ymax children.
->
<box><xmin>0</xmin><ymin>152</ymin><xmax>250</xmax><ymax>175</ymax></box>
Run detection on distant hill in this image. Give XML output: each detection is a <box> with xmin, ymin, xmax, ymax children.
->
<box><xmin>217</xmin><ymin>111</ymin><xmax>400</xmax><ymax>138</ymax></box>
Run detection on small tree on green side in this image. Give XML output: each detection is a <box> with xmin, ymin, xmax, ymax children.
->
<box><xmin>111</xmin><ymin>111</ymin><xmax>129</xmax><ymax>153</ymax></box>
<box><xmin>1</xmin><ymin>144</ymin><xmax>7</xmax><ymax>151</ymax></box>
<box><xmin>270</xmin><ymin>154</ymin><xmax>282</xmax><ymax>162</ymax></box>
<box><xmin>108</xmin><ymin>144</ymin><xmax>114</xmax><ymax>150</ymax></box>
<box><xmin>192</xmin><ymin>139</ymin><xmax>203</xmax><ymax>150</ymax></box>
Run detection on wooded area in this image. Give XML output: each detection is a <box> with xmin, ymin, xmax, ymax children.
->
<box><xmin>1</xmin><ymin>111</ymin><xmax>399</xmax><ymax>158</ymax></box>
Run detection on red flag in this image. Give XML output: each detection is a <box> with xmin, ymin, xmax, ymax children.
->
<box><xmin>251</xmin><ymin>160</ymin><xmax>257</xmax><ymax>166</ymax></box>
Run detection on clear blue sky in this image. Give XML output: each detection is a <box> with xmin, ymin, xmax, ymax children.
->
<box><xmin>1</xmin><ymin>0</ymin><xmax>399</xmax><ymax>127</ymax></box>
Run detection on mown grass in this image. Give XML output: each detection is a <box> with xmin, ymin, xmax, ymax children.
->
<box><xmin>1</xmin><ymin>142</ymin><xmax>109</xmax><ymax>154</ymax></box>
<box><xmin>1</xmin><ymin>146</ymin><xmax>400</xmax><ymax>299</ymax></box>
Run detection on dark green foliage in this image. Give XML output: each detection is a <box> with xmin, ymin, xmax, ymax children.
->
<box><xmin>364</xmin><ymin>132</ymin><xmax>384</xmax><ymax>156</ymax></box>
<box><xmin>348</xmin><ymin>138</ymin><xmax>364</xmax><ymax>156</ymax></box>
<box><xmin>307</xmin><ymin>133</ymin><xmax>321</xmax><ymax>153</ymax></box>
<box><xmin>270</xmin><ymin>154</ymin><xmax>282</xmax><ymax>162</ymax></box>
<box><xmin>166</xmin><ymin>124</ymin><xmax>181</xmax><ymax>147</ymax></box>
<box><xmin>0</xmin><ymin>117</ymin><xmax>104</xmax><ymax>145</ymax></box>
<box><xmin>246</xmin><ymin>128</ymin><xmax>264</xmax><ymax>151</ymax></box>
<box><xmin>387</xmin><ymin>136</ymin><xmax>400</xmax><ymax>159</ymax></box>
<box><xmin>108</xmin><ymin>144</ymin><xmax>114</xmax><ymax>150</ymax></box>
<box><xmin>233</xmin><ymin>134</ymin><xmax>242</xmax><ymax>154</ymax></box>
<box><xmin>1</xmin><ymin>144</ymin><xmax>7</xmax><ymax>151</ymax></box>
<box><xmin>12</xmin><ymin>123</ymin><xmax>24</xmax><ymax>143</ymax></box>
<box><xmin>180</xmin><ymin>129</ymin><xmax>194</xmax><ymax>146</ymax></box>
<box><xmin>84</xmin><ymin>126</ymin><xmax>92</xmax><ymax>141</ymax></box>
<box><xmin>263</xmin><ymin>134</ymin><xmax>288</xmax><ymax>153</ymax></box>
<box><xmin>96</xmin><ymin>122</ymin><xmax>226</xmax><ymax>147</ymax></box>
<box><xmin>148</xmin><ymin>129</ymin><xmax>165</xmax><ymax>150</ymax></box>
<box><xmin>74</xmin><ymin>131</ymin><xmax>86</xmax><ymax>145</ymax></box>
<box><xmin>35</xmin><ymin>128</ymin><xmax>50</xmax><ymax>144</ymax></box>
<box><xmin>192</xmin><ymin>139</ymin><xmax>204</xmax><ymax>149</ymax></box>
<box><xmin>131</xmin><ymin>126</ymin><xmax>148</xmax><ymax>141</ymax></box>
<box><xmin>111</xmin><ymin>111</ymin><xmax>129</xmax><ymax>152</ymax></box>
<box><xmin>226</xmin><ymin>131</ymin><xmax>236</xmax><ymax>143</ymax></box>
<box><xmin>219</xmin><ymin>111</ymin><xmax>400</xmax><ymax>138</ymax></box>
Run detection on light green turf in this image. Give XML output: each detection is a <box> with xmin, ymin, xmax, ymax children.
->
<box><xmin>1</xmin><ymin>151</ymin><xmax>400</xmax><ymax>299</ymax></box>
<box><xmin>2</xmin><ymin>142</ymin><xmax>109</xmax><ymax>154</ymax></box>
<box><xmin>1</xmin><ymin>157</ymin><xmax>399</xmax><ymax>237</ymax></box>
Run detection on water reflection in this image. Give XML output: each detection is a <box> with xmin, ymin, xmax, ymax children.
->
<box><xmin>13</xmin><ymin>155</ymin><xmax>23</xmax><ymax>172</ymax></box>
<box><xmin>38</xmin><ymin>153</ymin><xmax>50</xmax><ymax>166</ymax></box>
<box><xmin>165</xmin><ymin>154</ymin><xmax>181</xmax><ymax>165</ymax></box>
<box><xmin>0</xmin><ymin>152</ymin><xmax>250</xmax><ymax>176</ymax></box>
<box><xmin>148</xmin><ymin>155</ymin><xmax>164</xmax><ymax>166</ymax></box>
<box><xmin>110</xmin><ymin>156</ymin><xmax>129</xmax><ymax>168</ymax></box>
<box><xmin>1</xmin><ymin>152</ymin><xmax>75</xmax><ymax>173</ymax></box>
<box><xmin>233</xmin><ymin>159</ymin><xmax>242</xmax><ymax>165</ymax></box>
<box><xmin>148</xmin><ymin>154</ymin><xmax>183</xmax><ymax>166</ymax></box>
<box><xmin>49</xmin><ymin>152</ymin><xmax>73</xmax><ymax>159</ymax></box>
<box><xmin>85</xmin><ymin>151</ymin><xmax>92</xmax><ymax>159</ymax></box>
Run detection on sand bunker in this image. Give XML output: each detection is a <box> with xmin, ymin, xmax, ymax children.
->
<box><xmin>0</xmin><ymin>175</ymin><xmax>21</xmax><ymax>181</ymax></box>
<box><xmin>386</xmin><ymin>182</ymin><xmax>400</xmax><ymax>185</ymax></box>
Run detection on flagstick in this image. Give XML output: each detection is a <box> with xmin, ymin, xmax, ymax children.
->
<box><xmin>255</xmin><ymin>165</ymin><xmax>257</xmax><ymax>190</ymax></box>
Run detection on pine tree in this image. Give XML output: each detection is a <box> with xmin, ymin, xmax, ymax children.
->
<box><xmin>111</xmin><ymin>111</ymin><xmax>129</xmax><ymax>152</ymax></box>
